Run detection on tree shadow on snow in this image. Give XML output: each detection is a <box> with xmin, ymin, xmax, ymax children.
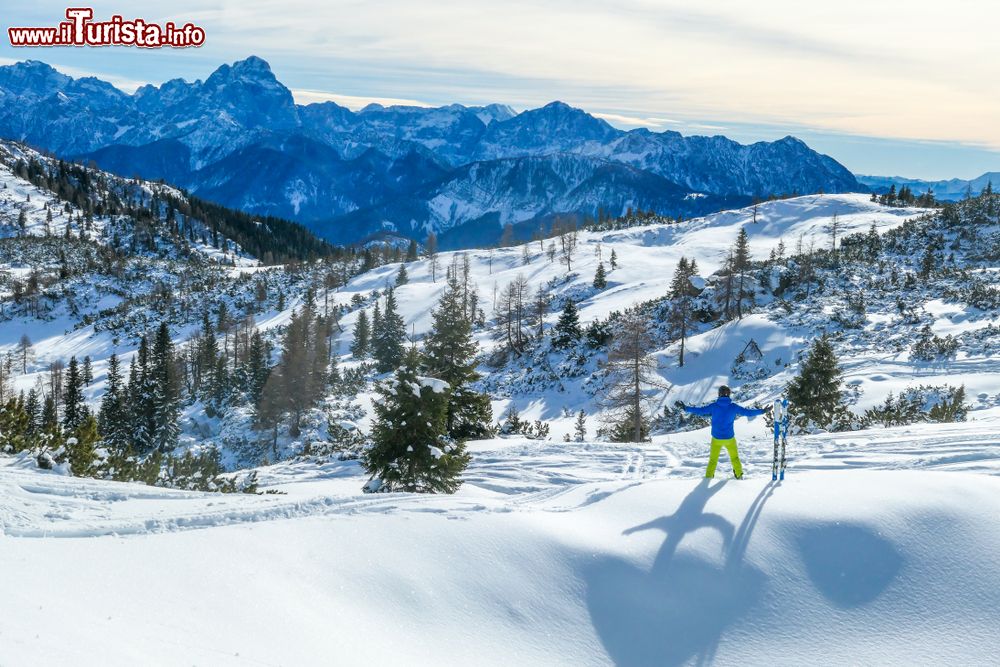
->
<box><xmin>795</xmin><ymin>523</ymin><xmax>903</xmax><ymax>608</ymax></box>
<box><xmin>586</xmin><ymin>479</ymin><xmax>777</xmax><ymax>667</ymax></box>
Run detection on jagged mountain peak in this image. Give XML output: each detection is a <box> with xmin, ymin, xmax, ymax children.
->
<box><xmin>230</xmin><ymin>55</ymin><xmax>273</xmax><ymax>75</ymax></box>
<box><xmin>0</xmin><ymin>59</ymin><xmax>71</xmax><ymax>96</ymax></box>
<box><xmin>469</xmin><ymin>103</ymin><xmax>518</xmax><ymax>124</ymax></box>
<box><xmin>773</xmin><ymin>135</ymin><xmax>808</xmax><ymax>148</ymax></box>
<box><xmin>204</xmin><ymin>56</ymin><xmax>288</xmax><ymax>93</ymax></box>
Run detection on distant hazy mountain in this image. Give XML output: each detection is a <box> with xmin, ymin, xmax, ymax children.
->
<box><xmin>0</xmin><ymin>56</ymin><xmax>863</xmax><ymax>246</ymax></box>
<box><xmin>856</xmin><ymin>173</ymin><xmax>1000</xmax><ymax>201</ymax></box>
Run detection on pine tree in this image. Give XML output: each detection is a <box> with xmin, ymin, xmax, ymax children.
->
<box><xmin>82</xmin><ymin>356</ymin><xmax>93</xmax><ymax>386</ymax></box>
<box><xmin>66</xmin><ymin>414</ymin><xmax>100</xmax><ymax>477</ymax></box>
<box><xmin>668</xmin><ymin>257</ymin><xmax>699</xmax><ymax>367</ymax></box>
<box><xmin>371</xmin><ymin>300</ymin><xmax>383</xmax><ymax>353</ymax></box>
<box><xmin>98</xmin><ymin>352</ymin><xmax>130</xmax><ymax>455</ymax></box>
<box><xmin>208</xmin><ymin>353</ymin><xmax>230</xmax><ymax>409</ymax></box>
<box><xmin>196</xmin><ymin>312</ymin><xmax>219</xmax><ymax>397</ymax></box>
<box><xmin>406</xmin><ymin>239</ymin><xmax>419</xmax><ymax>262</ymax></box>
<box><xmin>0</xmin><ymin>397</ymin><xmax>31</xmax><ymax>453</ymax></box>
<box><xmin>151</xmin><ymin>323</ymin><xmax>180</xmax><ymax>452</ymax></box>
<box><xmin>865</xmin><ymin>222</ymin><xmax>882</xmax><ymax>261</ymax></box>
<box><xmin>41</xmin><ymin>393</ymin><xmax>58</xmax><ymax>433</ymax></box>
<box><xmin>244</xmin><ymin>329</ymin><xmax>270</xmax><ymax>403</ymax></box>
<box><xmin>24</xmin><ymin>387</ymin><xmax>41</xmax><ymax>436</ymax></box>
<box><xmin>127</xmin><ymin>336</ymin><xmax>155</xmax><ymax>454</ymax></box>
<box><xmin>593</xmin><ymin>262</ymin><xmax>608</xmax><ymax>289</ymax></box>
<box><xmin>0</xmin><ymin>358</ymin><xmax>12</xmax><ymax>407</ymax></box>
<box><xmin>610</xmin><ymin>248</ymin><xmax>618</xmax><ymax>270</ymax></box>
<box><xmin>552</xmin><ymin>300</ymin><xmax>582</xmax><ymax>348</ymax></box>
<box><xmin>363</xmin><ymin>349</ymin><xmax>469</xmax><ymax>493</ymax></box>
<box><xmin>787</xmin><ymin>335</ymin><xmax>850</xmax><ymax>430</ymax></box>
<box><xmin>733</xmin><ymin>227</ymin><xmax>752</xmax><ymax>319</ymax></box>
<box><xmin>351</xmin><ymin>310</ymin><xmax>370</xmax><ymax>358</ymax></box>
<box><xmin>373</xmin><ymin>288</ymin><xmax>406</xmax><ymax>373</ymax></box>
<box><xmin>607</xmin><ymin>405</ymin><xmax>650</xmax><ymax>443</ymax></box>
<box><xmin>395</xmin><ymin>264</ymin><xmax>409</xmax><ymax>286</ymax></box>
<box><xmin>573</xmin><ymin>410</ymin><xmax>587</xmax><ymax>441</ymax></box>
<box><xmin>328</xmin><ymin>355</ymin><xmax>343</xmax><ymax>391</ymax></box>
<box><xmin>62</xmin><ymin>356</ymin><xmax>86</xmax><ymax>432</ymax></box>
<box><xmin>422</xmin><ymin>273</ymin><xmax>493</xmax><ymax>439</ymax></box>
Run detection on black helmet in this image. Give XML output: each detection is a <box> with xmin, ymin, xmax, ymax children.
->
<box><xmin>718</xmin><ymin>385</ymin><xmax>731</xmax><ymax>398</ymax></box>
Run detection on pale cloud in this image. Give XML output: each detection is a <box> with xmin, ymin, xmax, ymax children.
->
<box><xmin>181</xmin><ymin>0</ymin><xmax>1000</xmax><ymax>150</ymax></box>
<box><xmin>592</xmin><ymin>112</ymin><xmax>682</xmax><ymax>128</ymax></box>
<box><xmin>291</xmin><ymin>89</ymin><xmax>432</xmax><ymax>109</ymax></box>
<box><xmin>3</xmin><ymin>1</ymin><xmax>1000</xmax><ymax>158</ymax></box>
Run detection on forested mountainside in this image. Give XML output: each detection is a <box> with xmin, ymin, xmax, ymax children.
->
<box><xmin>2</xmin><ymin>139</ymin><xmax>997</xmax><ymax>496</ymax></box>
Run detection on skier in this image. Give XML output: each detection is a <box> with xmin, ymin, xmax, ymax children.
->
<box><xmin>679</xmin><ymin>385</ymin><xmax>769</xmax><ymax>479</ymax></box>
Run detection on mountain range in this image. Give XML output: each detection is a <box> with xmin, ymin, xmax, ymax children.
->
<box><xmin>0</xmin><ymin>56</ymin><xmax>863</xmax><ymax>247</ymax></box>
<box><xmin>856</xmin><ymin>172</ymin><xmax>999</xmax><ymax>200</ymax></box>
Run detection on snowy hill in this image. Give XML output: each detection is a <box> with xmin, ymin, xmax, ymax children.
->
<box><xmin>2</xmin><ymin>148</ymin><xmax>1000</xmax><ymax>663</ymax></box>
<box><xmin>332</xmin><ymin>193</ymin><xmax>939</xmax><ymax>434</ymax></box>
<box><xmin>2</xmin><ymin>427</ymin><xmax>999</xmax><ymax>665</ymax></box>
<box><xmin>0</xmin><ymin>57</ymin><xmax>863</xmax><ymax>246</ymax></box>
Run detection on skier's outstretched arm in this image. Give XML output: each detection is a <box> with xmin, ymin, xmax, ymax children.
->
<box><xmin>680</xmin><ymin>401</ymin><xmax>712</xmax><ymax>416</ymax></box>
<box><xmin>734</xmin><ymin>403</ymin><xmax>768</xmax><ymax>418</ymax></box>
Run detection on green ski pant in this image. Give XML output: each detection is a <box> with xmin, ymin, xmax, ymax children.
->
<box><xmin>706</xmin><ymin>437</ymin><xmax>743</xmax><ymax>479</ymax></box>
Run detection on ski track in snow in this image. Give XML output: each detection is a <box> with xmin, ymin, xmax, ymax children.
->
<box><xmin>3</xmin><ymin>418</ymin><xmax>998</xmax><ymax>539</ymax></box>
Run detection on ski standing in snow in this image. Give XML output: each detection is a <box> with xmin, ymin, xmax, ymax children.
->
<box><xmin>772</xmin><ymin>397</ymin><xmax>790</xmax><ymax>481</ymax></box>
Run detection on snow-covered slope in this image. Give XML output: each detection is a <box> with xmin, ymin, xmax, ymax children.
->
<box><xmin>0</xmin><ymin>187</ymin><xmax>938</xmax><ymax>450</ymax></box>
<box><xmin>2</xmin><ymin>155</ymin><xmax>999</xmax><ymax>664</ymax></box>
<box><xmin>2</xmin><ymin>421</ymin><xmax>999</xmax><ymax>665</ymax></box>
<box><xmin>342</xmin><ymin>193</ymin><xmax>921</xmax><ymax>338</ymax></box>
<box><xmin>330</xmin><ymin>193</ymin><xmax>935</xmax><ymax>434</ymax></box>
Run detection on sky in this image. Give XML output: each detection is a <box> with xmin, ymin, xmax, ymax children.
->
<box><xmin>2</xmin><ymin>1</ymin><xmax>999</xmax><ymax>180</ymax></box>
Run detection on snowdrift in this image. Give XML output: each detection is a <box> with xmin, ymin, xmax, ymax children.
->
<box><xmin>1</xmin><ymin>466</ymin><xmax>998</xmax><ymax>666</ymax></box>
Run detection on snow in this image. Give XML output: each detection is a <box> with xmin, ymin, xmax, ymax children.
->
<box><xmin>417</xmin><ymin>376</ymin><xmax>450</xmax><ymax>393</ymax></box>
<box><xmin>314</xmin><ymin>193</ymin><xmax>940</xmax><ymax>438</ymax></box>
<box><xmin>0</xmin><ymin>157</ymin><xmax>998</xmax><ymax>663</ymax></box>
<box><xmin>2</xmin><ymin>419</ymin><xmax>1000</xmax><ymax>664</ymax></box>
<box><xmin>334</xmin><ymin>194</ymin><xmax>923</xmax><ymax>344</ymax></box>
<box><xmin>0</xmin><ymin>141</ymin><xmax>259</xmax><ymax>268</ymax></box>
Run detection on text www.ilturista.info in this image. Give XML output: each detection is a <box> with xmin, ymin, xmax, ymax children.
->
<box><xmin>8</xmin><ymin>8</ymin><xmax>205</xmax><ymax>48</ymax></box>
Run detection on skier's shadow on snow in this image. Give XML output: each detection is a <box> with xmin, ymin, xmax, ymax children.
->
<box><xmin>585</xmin><ymin>479</ymin><xmax>777</xmax><ymax>667</ymax></box>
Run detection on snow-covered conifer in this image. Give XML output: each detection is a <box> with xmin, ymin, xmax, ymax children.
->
<box><xmin>364</xmin><ymin>349</ymin><xmax>469</xmax><ymax>493</ymax></box>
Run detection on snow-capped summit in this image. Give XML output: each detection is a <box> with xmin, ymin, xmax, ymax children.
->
<box><xmin>475</xmin><ymin>100</ymin><xmax>620</xmax><ymax>158</ymax></box>
<box><xmin>469</xmin><ymin>103</ymin><xmax>518</xmax><ymax>125</ymax></box>
<box><xmin>227</xmin><ymin>54</ymin><xmax>276</xmax><ymax>78</ymax></box>
<box><xmin>0</xmin><ymin>59</ymin><xmax>71</xmax><ymax>98</ymax></box>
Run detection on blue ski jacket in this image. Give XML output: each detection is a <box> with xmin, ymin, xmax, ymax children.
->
<box><xmin>682</xmin><ymin>396</ymin><xmax>766</xmax><ymax>440</ymax></box>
